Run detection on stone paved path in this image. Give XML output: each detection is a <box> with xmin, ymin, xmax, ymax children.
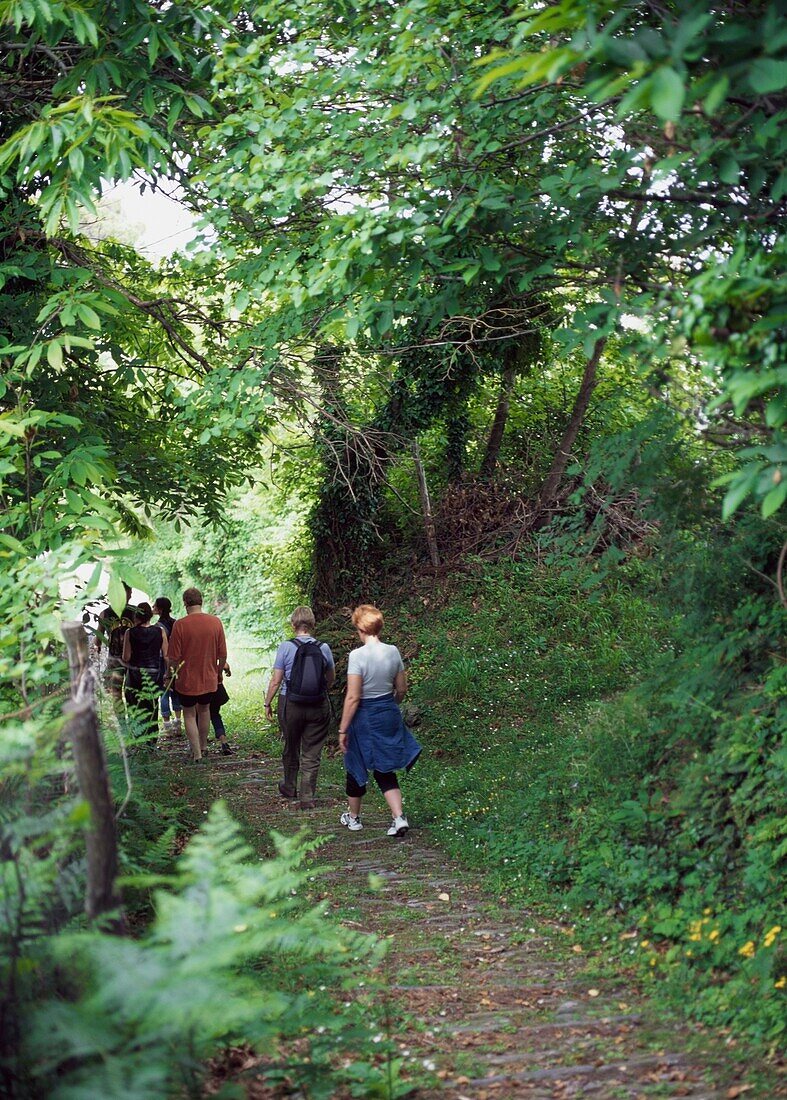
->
<box><xmin>170</xmin><ymin>739</ymin><xmax>775</xmax><ymax>1100</ymax></box>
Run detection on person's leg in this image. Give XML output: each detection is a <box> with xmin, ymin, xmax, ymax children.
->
<box><xmin>160</xmin><ymin>689</ymin><xmax>171</xmax><ymax>721</ymax></box>
<box><xmin>298</xmin><ymin>701</ymin><xmax>330</xmax><ymax>805</ymax></box>
<box><xmin>343</xmin><ymin>773</ymin><xmax>366</xmax><ymax>821</ymax></box>
<box><xmin>171</xmin><ymin>691</ymin><xmax>183</xmax><ymax>731</ymax></box>
<box><xmin>182</xmin><ymin>704</ymin><xmax>202</xmax><ymax>759</ymax></box>
<box><xmin>210</xmin><ymin>697</ymin><xmax>225</xmax><ymax>738</ymax></box>
<box><xmin>210</xmin><ymin>698</ymin><xmax>234</xmax><ymax>754</ymax></box>
<box><xmin>196</xmin><ymin>702</ymin><xmax>211</xmax><ymax>752</ymax></box>
<box><xmin>107</xmin><ymin>660</ymin><xmax>126</xmax><ymax>719</ymax></box>
<box><xmin>375</xmin><ymin>772</ymin><xmax>404</xmax><ymax>818</ymax></box>
<box><xmin>278</xmin><ymin>696</ymin><xmax>301</xmax><ymax>798</ymax></box>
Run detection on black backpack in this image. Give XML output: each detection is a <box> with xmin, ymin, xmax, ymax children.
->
<box><xmin>286</xmin><ymin>638</ymin><xmax>327</xmax><ymax>704</ymax></box>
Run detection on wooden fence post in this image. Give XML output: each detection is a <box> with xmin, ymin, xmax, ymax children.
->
<box><xmin>61</xmin><ymin>622</ymin><xmax>125</xmax><ymax>932</ymax></box>
<box><xmin>412</xmin><ymin>439</ymin><xmax>440</xmax><ymax>568</ymax></box>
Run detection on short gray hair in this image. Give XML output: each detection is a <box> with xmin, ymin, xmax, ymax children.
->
<box><xmin>291</xmin><ymin>605</ymin><xmax>316</xmax><ymax>632</ymax></box>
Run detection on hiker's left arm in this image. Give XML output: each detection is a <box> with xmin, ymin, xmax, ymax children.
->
<box><xmin>338</xmin><ymin>673</ymin><xmax>362</xmax><ymax>750</ymax></box>
<box><xmin>393</xmin><ymin>669</ymin><xmax>407</xmax><ymax>703</ymax></box>
<box><xmin>264</xmin><ymin>669</ymin><xmax>284</xmax><ymax>719</ymax></box>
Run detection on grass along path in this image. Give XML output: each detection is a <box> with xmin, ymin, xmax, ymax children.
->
<box><xmin>144</xmin><ymin>661</ymin><xmax>779</xmax><ymax>1100</ymax></box>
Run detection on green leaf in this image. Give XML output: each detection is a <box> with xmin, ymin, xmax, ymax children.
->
<box><xmin>771</xmin><ymin>170</ymin><xmax>787</xmax><ymax>203</ymax></box>
<box><xmin>761</xmin><ymin>479</ymin><xmax>787</xmax><ymax>518</ymax></box>
<box><xmin>0</xmin><ymin>532</ymin><xmax>27</xmax><ymax>553</ymax></box>
<box><xmin>0</xmin><ymin>416</ymin><xmax>27</xmax><ymax>438</ymax></box>
<box><xmin>703</xmin><ymin>75</ymin><xmax>729</xmax><ymax>115</ymax></box>
<box><xmin>76</xmin><ymin>304</ymin><xmax>102</xmax><ymax>330</ymax></box>
<box><xmin>721</xmin><ymin>468</ymin><xmax>760</xmax><ymax>520</ymax></box>
<box><xmin>46</xmin><ymin>341</ymin><xmax>63</xmax><ymax>370</ymax></box>
<box><xmin>748</xmin><ymin>58</ymin><xmax>787</xmax><ymax>95</ymax></box>
<box><xmin>108</xmin><ymin>561</ymin><xmax>149</xmax><ymax>593</ymax></box>
<box><xmin>650</xmin><ymin>67</ymin><xmax>685</xmax><ymax>121</ymax></box>
<box><xmin>718</xmin><ymin>155</ymin><xmax>739</xmax><ymax>185</ymax></box>
<box><xmin>108</xmin><ymin>572</ymin><xmax>128</xmax><ymax>615</ymax></box>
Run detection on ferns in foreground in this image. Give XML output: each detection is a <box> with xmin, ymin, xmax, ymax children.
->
<box><xmin>12</xmin><ymin>802</ymin><xmax>380</xmax><ymax>1099</ymax></box>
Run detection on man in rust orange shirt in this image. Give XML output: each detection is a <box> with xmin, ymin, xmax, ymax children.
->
<box><xmin>168</xmin><ymin>587</ymin><xmax>227</xmax><ymax>761</ymax></box>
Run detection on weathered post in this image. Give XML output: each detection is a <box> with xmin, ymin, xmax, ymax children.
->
<box><xmin>61</xmin><ymin>622</ymin><xmax>124</xmax><ymax>931</ymax></box>
<box><xmin>412</xmin><ymin>439</ymin><xmax>440</xmax><ymax>568</ymax></box>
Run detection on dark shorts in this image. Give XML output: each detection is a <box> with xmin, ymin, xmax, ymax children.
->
<box><xmin>177</xmin><ymin>692</ymin><xmax>215</xmax><ymax>708</ymax></box>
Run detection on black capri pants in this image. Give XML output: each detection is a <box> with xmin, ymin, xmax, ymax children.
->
<box><xmin>346</xmin><ymin>770</ymin><xmax>399</xmax><ymax>797</ymax></box>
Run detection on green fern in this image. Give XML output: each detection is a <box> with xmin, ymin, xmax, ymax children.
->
<box><xmin>23</xmin><ymin>802</ymin><xmax>380</xmax><ymax>1099</ymax></box>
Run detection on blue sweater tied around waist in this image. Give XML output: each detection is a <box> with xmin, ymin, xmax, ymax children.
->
<box><xmin>344</xmin><ymin>693</ymin><xmax>422</xmax><ymax>788</ymax></box>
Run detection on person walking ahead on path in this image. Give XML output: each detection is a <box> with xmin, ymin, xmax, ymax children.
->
<box><xmin>154</xmin><ymin>596</ymin><xmax>182</xmax><ymax>734</ymax></box>
<box><xmin>264</xmin><ymin>605</ymin><xmax>335</xmax><ymax>809</ymax></box>
<box><xmin>168</xmin><ymin>587</ymin><xmax>227</xmax><ymax>762</ymax></box>
<box><xmin>338</xmin><ymin>604</ymin><xmax>421</xmax><ymax>837</ymax></box>
<box><xmin>210</xmin><ymin>660</ymin><xmax>235</xmax><ymax>756</ymax></box>
<box><xmin>122</xmin><ymin>601</ymin><xmax>166</xmax><ymax>747</ymax></box>
<box><xmin>96</xmin><ymin>582</ymin><xmax>135</xmax><ymax>707</ymax></box>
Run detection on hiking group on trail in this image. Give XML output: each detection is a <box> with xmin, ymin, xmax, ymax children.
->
<box><xmin>95</xmin><ymin>584</ymin><xmax>233</xmax><ymax>762</ymax></box>
<box><xmin>94</xmin><ymin>589</ymin><xmax>421</xmax><ymax>837</ymax></box>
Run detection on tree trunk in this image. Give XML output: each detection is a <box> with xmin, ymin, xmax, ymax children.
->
<box><xmin>535</xmin><ymin>336</ymin><xmax>607</xmax><ymax>519</ymax></box>
<box><xmin>480</xmin><ymin>353</ymin><xmax>518</xmax><ymax>479</ymax></box>
<box><xmin>61</xmin><ymin>622</ymin><xmax>125</xmax><ymax>932</ymax></box>
<box><xmin>412</xmin><ymin>439</ymin><xmax>440</xmax><ymax>567</ymax></box>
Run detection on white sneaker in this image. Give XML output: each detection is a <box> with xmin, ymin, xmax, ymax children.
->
<box><xmin>340</xmin><ymin>811</ymin><xmax>363</xmax><ymax>831</ymax></box>
<box><xmin>387</xmin><ymin>815</ymin><xmax>409</xmax><ymax>837</ymax></box>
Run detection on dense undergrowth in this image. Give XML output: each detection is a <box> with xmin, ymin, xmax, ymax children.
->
<box><xmin>373</xmin><ymin>521</ymin><xmax>786</xmax><ymax>1048</ymax></box>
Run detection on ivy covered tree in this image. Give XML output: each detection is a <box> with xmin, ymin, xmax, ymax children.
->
<box><xmin>167</xmin><ymin>0</ymin><xmax>784</xmax><ymax>546</ymax></box>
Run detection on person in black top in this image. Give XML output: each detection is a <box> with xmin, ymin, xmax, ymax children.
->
<box><xmin>122</xmin><ymin>602</ymin><xmax>167</xmax><ymax>746</ymax></box>
<box><xmin>154</xmin><ymin>596</ymin><xmax>182</xmax><ymax>733</ymax></box>
<box><xmin>96</xmin><ymin>582</ymin><xmax>136</xmax><ymax>703</ymax></box>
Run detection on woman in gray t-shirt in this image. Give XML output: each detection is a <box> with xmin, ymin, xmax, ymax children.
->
<box><xmin>338</xmin><ymin>604</ymin><xmax>421</xmax><ymax>837</ymax></box>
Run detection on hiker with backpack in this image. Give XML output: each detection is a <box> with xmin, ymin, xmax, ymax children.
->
<box><xmin>337</xmin><ymin>604</ymin><xmax>421</xmax><ymax>837</ymax></box>
<box><xmin>264</xmin><ymin>605</ymin><xmax>335</xmax><ymax>810</ymax></box>
<box><xmin>95</xmin><ymin>582</ymin><xmax>136</xmax><ymax>708</ymax></box>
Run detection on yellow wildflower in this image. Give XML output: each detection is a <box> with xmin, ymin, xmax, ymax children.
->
<box><xmin>775</xmin><ymin>977</ymin><xmax>786</xmax><ymax>990</ymax></box>
<box><xmin>640</xmin><ymin>939</ymin><xmax>650</xmax><ymax>947</ymax></box>
<box><xmin>708</xmin><ymin>929</ymin><xmax>720</xmax><ymax>941</ymax></box>
<box><xmin>739</xmin><ymin>941</ymin><xmax>756</xmax><ymax>958</ymax></box>
<box><xmin>703</xmin><ymin>908</ymin><xmax>712</xmax><ymax>916</ymax></box>
<box><xmin>763</xmin><ymin>926</ymin><xmax>782</xmax><ymax>948</ymax></box>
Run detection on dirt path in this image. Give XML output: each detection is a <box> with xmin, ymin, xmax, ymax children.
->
<box><xmin>170</xmin><ymin>739</ymin><xmax>772</xmax><ymax>1100</ymax></box>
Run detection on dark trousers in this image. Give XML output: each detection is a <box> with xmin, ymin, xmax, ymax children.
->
<box><xmin>210</xmin><ymin>695</ymin><xmax>226</xmax><ymax>738</ymax></box>
<box><xmin>278</xmin><ymin>695</ymin><xmax>331</xmax><ymax>801</ymax></box>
